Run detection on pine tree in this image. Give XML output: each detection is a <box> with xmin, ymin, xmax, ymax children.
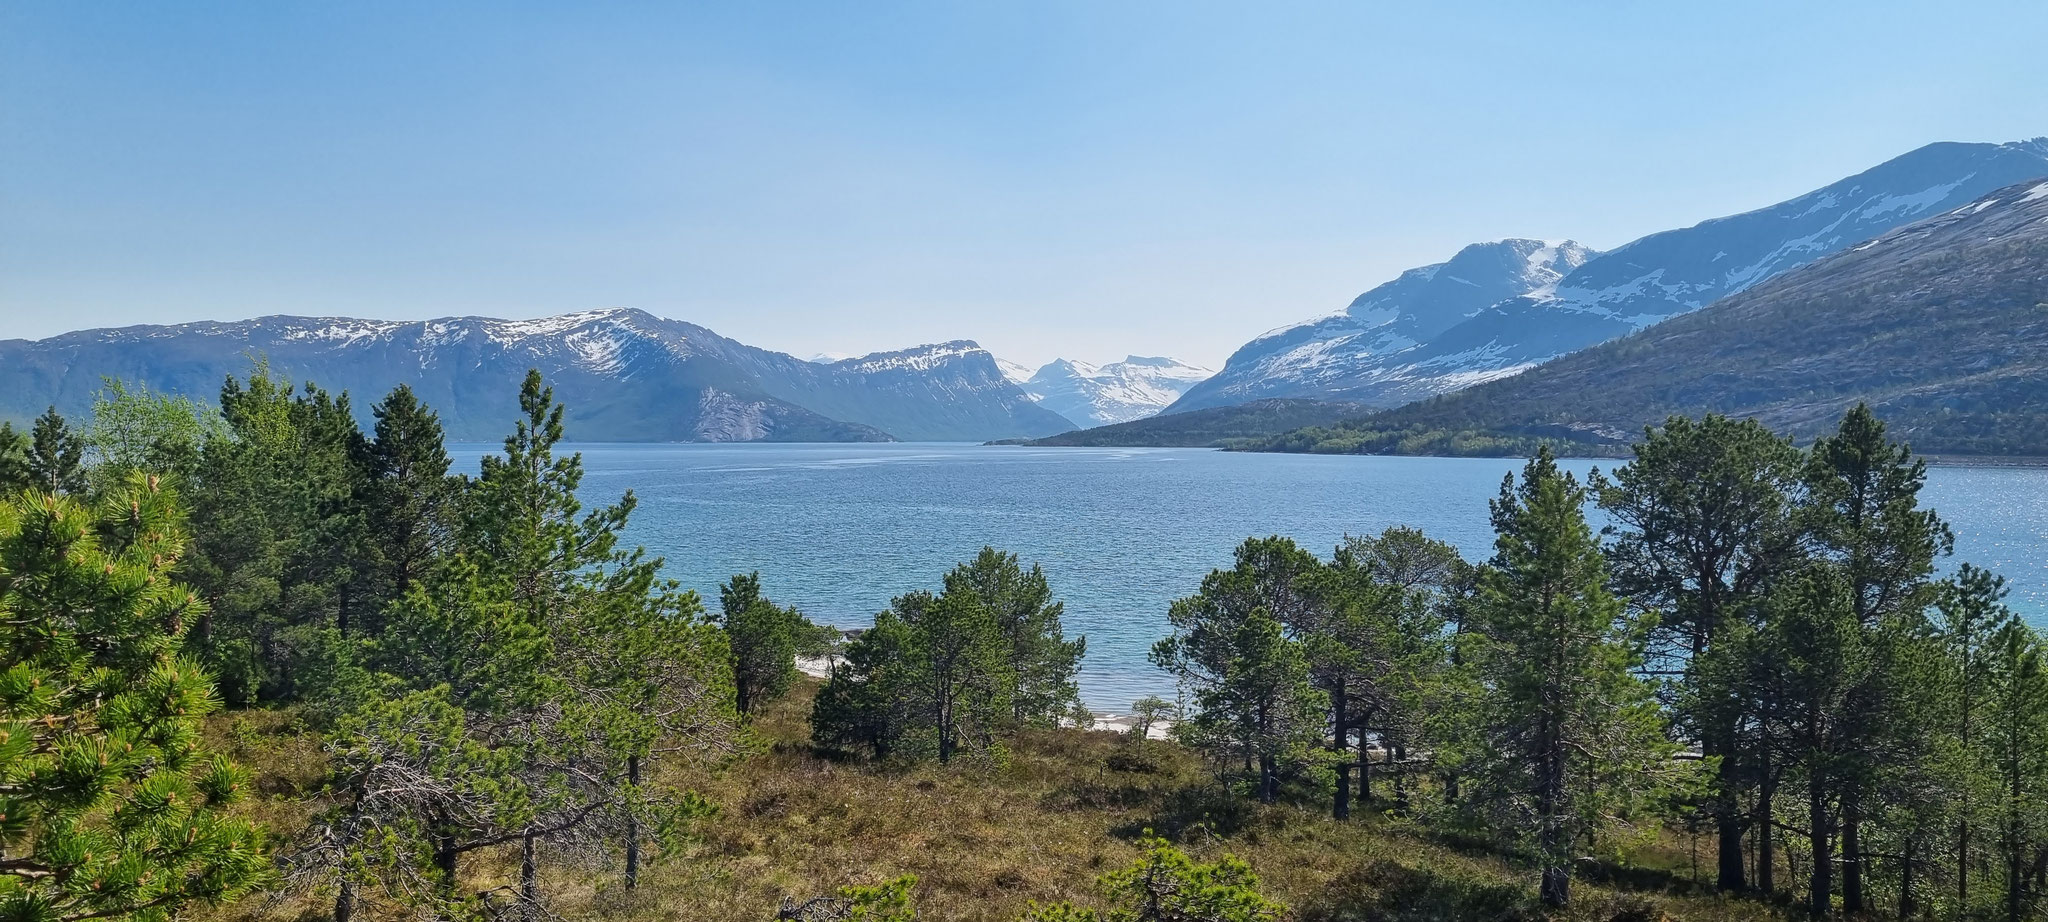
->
<box><xmin>720</xmin><ymin>572</ymin><xmax>799</xmax><ymax>715</ymax></box>
<box><xmin>812</xmin><ymin>551</ymin><xmax>1066</xmax><ymax>766</ymax></box>
<box><xmin>1129</xmin><ymin>696</ymin><xmax>1177</xmax><ymax>741</ymax></box>
<box><xmin>1308</xmin><ymin>533</ymin><xmax>1449</xmax><ymax>818</ymax></box>
<box><xmin>0</xmin><ymin>476</ymin><xmax>269</xmax><ymax>921</ymax></box>
<box><xmin>812</xmin><ymin>608</ymin><xmax>915</xmax><ymax>759</ymax></box>
<box><xmin>1020</xmin><ymin>834</ymin><xmax>1286</xmax><ymax>922</ymax></box>
<box><xmin>1457</xmin><ymin>449</ymin><xmax>1678</xmax><ymax>908</ymax></box>
<box><xmin>25</xmin><ymin>407</ymin><xmax>86</xmax><ymax>495</ymax></box>
<box><xmin>942</xmin><ymin>547</ymin><xmax>1085</xmax><ymax>726</ymax></box>
<box><xmin>457</xmin><ymin>370</ymin><xmax>733</xmax><ymax>908</ymax></box>
<box><xmin>299</xmin><ymin>371</ymin><xmax>737</xmax><ymax>916</ymax></box>
<box><xmin>0</xmin><ymin>423</ymin><xmax>28</xmax><ymax>494</ymax></box>
<box><xmin>813</xmin><ymin>591</ymin><xmax>1014</xmax><ymax>765</ymax></box>
<box><xmin>1152</xmin><ymin>538</ymin><xmax>1328</xmax><ymax>804</ymax></box>
<box><xmin>1935</xmin><ymin>564</ymin><xmax>2020</xmax><ymax>915</ymax></box>
<box><xmin>1728</xmin><ymin>564</ymin><xmax>1901</xmax><ymax>917</ymax></box>
<box><xmin>1803</xmin><ymin>404</ymin><xmax>1953</xmax><ymax>626</ymax></box>
<box><xmin>903</xmin><ymin>589</ymin><xmax>1014</xmax><ymax>764</ymax></box>
<box><xmin>181</xmin><ymin>365</ymin><xmax>368</xmax><ymax>703</ymax></box>
<box><xmin>1801</xmin><ymin>403</ymin><xmax>1952</xmax><ymax>912</ymax></box>
<box><xmin>1595</xmin><ymin>413</ymin><xmax>1802</xmax><ymax>892</ymax></box>
<box><xmin>1981</xmin><ymin>620</ymin><xmax>2048</xmax><ymax>922</ymax></box>
<box><xmin>357</xmin><ymin>383</ymin><xmax>457</xmax><ymax>632</ymax></box>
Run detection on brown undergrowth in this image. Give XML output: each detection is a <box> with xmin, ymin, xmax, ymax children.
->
<box><xmin>201</xmin><ymin>683</ymin><xmax>1792</xmax><ymax>922</ymax></box>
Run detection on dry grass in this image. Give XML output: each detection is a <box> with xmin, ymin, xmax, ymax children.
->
<box><xmin>201</xmin><ymin>684</ymin><xmax>1796</xmax><ymax>922</ymax></box>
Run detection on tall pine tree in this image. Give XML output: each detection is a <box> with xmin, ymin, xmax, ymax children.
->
<box><xmin>25</xmin><ymin>407</ymin><xmax>86</xmax><ymax>496</ymax></box>
<box><xmin>1801</xmin><ymin>403</ymin><xmax>1951</xmax><ymax>912</ymax></box>
<box><xmin>1457</xmin><ymin>449</ymin><xmax>1677</xmax><ymax>908</ymax></box>
<box><xmin>1595</xmin><ymin>414</ymin><xmax>1802</xmax><ymax>892</ymax></box>
<box><xmin>356</xmin><ymin>383</ymin><xmax>457</xmax><ymax>633</ymax></box>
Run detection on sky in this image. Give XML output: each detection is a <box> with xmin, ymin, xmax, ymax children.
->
<box><xmin>3</xmin><ymin>2</ymin><xmax>2046</xmax><ymax>369</ymax></box>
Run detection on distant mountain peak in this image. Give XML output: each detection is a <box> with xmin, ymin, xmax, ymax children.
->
<box><xmin>1165</xmin><ymin>137</ymin><xmax>2048</xmax><ymax>417</ymax></box>
<box><xmin>1315</xmin><ymin>174</ymin><xmax>2048</xmax><ymax>455</ymax></box>
<box><xmin>995</xmin><ymin>357</ymin><xmax>1036</xmax><ymax>385</ymax></box>
<box><xmin>828</xmin><ymin>340</ymin><xmax>991</xmax><ymax>375</ymax></box>
<box><xmin>1011</xmin><ymin>355</ymin><xmax>1213</xmax><ymax>427</ymax></box>
<box><xmin>0</xmin><ymin>310</ymin><xmax>1074</xmax><ymax>444</ymax></box>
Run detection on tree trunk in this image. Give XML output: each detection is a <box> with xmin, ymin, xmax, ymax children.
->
<box><xmin>1541</xmin><ymin>865</ymin><xmax>1571</xmax><ymax>909</ymax></box>
<box><xmin>1959</xmin><ymin>819</ymin><xmax>1971</xmax><ymax>913</ymax></box>
<box><xmin>937</xmin><ymin>693</ymin><xmax>955</xmax><ymax>764</ymax></box>
<box><xmin>1809</xmin><ymin>786</ymin><xmax>1831</xmax><ymax>917</ymax></box>
<box><xmin>1538</xmin><ymin>732</ymin><xmax>1568</xmax><ymax>908</ymax></box>
<box><xmin>1331</xmin><ymin>690</ymin><xmax>1350</xmax><ymax>820</ymax></box>
<box><xmin>1259</xmin><ymin>754</ymin><xmax>1278</xmax><ymax>805</ymax></box>
<box><xmin>2010</xmin><ymin>812</ymin><xmax>2024</xmax><ymax>922</ymax></box>
<box><xmin>1711</xmin><ymin>729</ymin><xmax>1748</xmax><ymax>893</ymax></box>
<box><xmin>1898</xmin><ymin>834</ymin><xmax>1916</xmax><ymax>919</ymax></box>
<box><xmin>1393</xmin><ymin>742</ymin><xmax>1409</xmax><ymax>808</ymax></box>
<box><xmin>1758</xmin><ymin>771</ymin><xmax>1776</xmax><ymax>896</ymax></box>
<box><xmin>335</xmin><ymin>878</ymin><xmax>354</xmax><ymax>922</ymax></box>
<box><xmin>1843</xmin><ymin>798</ymin><xmax>1865</xmax><ymax>913</ymax></box>
<box><xmin>625</xmin><ymin>755</ymin><xmax>642</xmax><ymax>890</ymax></box>
<box><xmin>433</xmin><ymin>814</ymin><xmax>458</xmax><ymax>897</ymax></box>
<box><xmin>521</xmin><ymin>832</ymin><xmax>539</xmax><ymax>916</ymax></box>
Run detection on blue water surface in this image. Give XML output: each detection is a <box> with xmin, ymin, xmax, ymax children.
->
<box><xmin>450</xmin><ymin>443</ymin><xmax>2048</xmax><ymax>708</ymax></box>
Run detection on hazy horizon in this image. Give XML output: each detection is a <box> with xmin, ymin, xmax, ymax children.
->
<box><xmin>6</xmin><ymin>2</ymin><xmax>2047</xmax><ymax>368</ymax></box>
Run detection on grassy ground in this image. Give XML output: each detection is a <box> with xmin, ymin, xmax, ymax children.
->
<box><xmin>204</xmin><ymin>683</ymin><xmax>1795</xmax><ymax>922</ymax></box>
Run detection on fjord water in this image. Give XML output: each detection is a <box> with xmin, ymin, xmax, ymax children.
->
<box><xmin>452</xmin><ymin>443</ymin><xmax>2048</xmax><ymax>709</ymax></box>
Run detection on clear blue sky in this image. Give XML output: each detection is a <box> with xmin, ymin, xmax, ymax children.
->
<box><xmin>4</xmin><ymin>1</ymin><xmax>2045</xmax><ymax>368</ymax></box>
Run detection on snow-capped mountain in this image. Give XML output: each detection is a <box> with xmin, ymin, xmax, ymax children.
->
<box><xmin>1167</xmin><ymin>138</ymin><xmax>2048</xmax><ymax>414</ymax></box>
<box><xmin>1169</xmin><ymin>238</ymin><xmax>1594</xmax><ymax>412</ymax></box>
<box><xmin>0</xmin><ymin>309</ymin><xmax>1076</xmax><ymax>443</ymax></box>
<box><xmin>1338</xmin><ymin>175</ymin><xmax>2048</xmax><ymax>453</ymax></box>
<box><xmin>1016</xmin><ymin>356</ymin><xmax>1213</xmax><ymax>427</ymax></box>
<box><xmin>995</xmin><ymin>358</ymin><xmax>1037</xmax><ymax>387</ymax></box>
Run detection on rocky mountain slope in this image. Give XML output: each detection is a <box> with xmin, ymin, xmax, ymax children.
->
<box><xmin>1016</xmin><ymin>356</ymin><xmax>1212</xmax><ymax>426</ymax></box>
<box><xmin>1256</xmin><ymin>177</ymin><xmax>2048</xmax><ymax>456</ymax></box>
<box><xmin>1171</xmin><ymin>138</ymin><xmax>2048</xmax><ymax>414</ymax></box>
<box><xmin>1171</xmin><ymin>238</ymin><xmax>1594</xmax><ymax>412</ymax></box>
<box><xmin>0</xmin><ymin>309</ymin><xmax>1077</xmax><ymax>443</ymax></box>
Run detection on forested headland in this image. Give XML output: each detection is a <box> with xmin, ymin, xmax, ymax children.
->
<box><xmin>1</xmin><ymin>365</ymin><xmax>2044</xmax><ymax>921</ymax></box>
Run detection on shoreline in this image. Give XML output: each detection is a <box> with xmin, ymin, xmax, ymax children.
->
<box><xmin>796</xmin><ymin>655</ymin><xmax>1176</xmax><ymax>740</ymax></box>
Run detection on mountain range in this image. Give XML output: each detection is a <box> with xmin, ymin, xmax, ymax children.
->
<box><xmin>1167</xmin><ymin>138</ymin><xmax>2048</xmax><ymax>415</ymax></box>
<box><xmin>1254</xmin><ymin>175</ymin><xmax>2048</xmax><ymax>456</ymax></box>
<box><xmin>1008</xmin><ymin>356</ymin><xmax>1213</xmax><ymax>427</ymax></box>
<box><xmin>0</xmin><ymin>309</ymin><xmax>1078</xmax><ymax>443</ymax></box>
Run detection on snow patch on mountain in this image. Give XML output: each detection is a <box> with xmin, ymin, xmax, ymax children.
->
<box><xmin>996</xmin><ymin>358</ymin><xmax>1037</xmax><ymax>386</ymax></box>
<box><xmin>1168</xmin><ymin>238</ymin><xmax>1593</xmax><ymax>413</ymax></box>
<box><xmin>2</xmin><ymin>308</ymin><xmax>1073</xmax><ymax>443</ymax></box>
<box><xmin>1167</xmin><ymin>138</ymin><xmax>2048</xmax><ymax>417</ymax></box>
<box><xmin>1015</xmin><ymin>356</ymin><xmax>1213</xmax><ymax>427</ymax></box>
<box><xmin>829</xmin><ymin>341</ymin><xmax>988</xmax><ymax>375</ymax></box>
